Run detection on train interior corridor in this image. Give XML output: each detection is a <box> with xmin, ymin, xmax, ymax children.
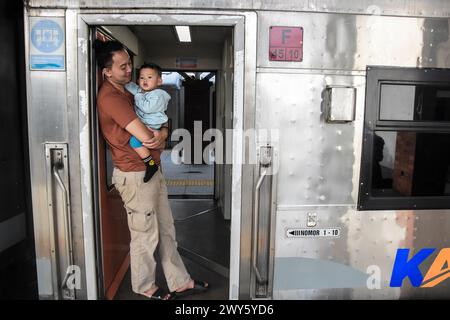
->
<box><xmin>93</xmin><ymin>24</ymin><xmax>234</xmax><ymax>300</ymax></box>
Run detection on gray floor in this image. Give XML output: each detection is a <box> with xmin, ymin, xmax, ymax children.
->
<box><xmin>115</xmin><ymin>199</ymin><xmax>230</xmax><ymax>300</ymax></box>
<box><xmin>161</xmin><ymin>150</ymin><xmax>214</xmax><ymax>195</ymax></box>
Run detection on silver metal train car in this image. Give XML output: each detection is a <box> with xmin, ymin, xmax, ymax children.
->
<box><xmin>21</xmin><ymin>0</ymin><xmax>450</xmax><ymax>299</ymax></box>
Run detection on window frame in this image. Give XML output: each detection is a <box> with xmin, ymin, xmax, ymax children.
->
<box><xmin>358</xmin><ymin>66</ymin><xmax>450</xmax><ymax>211</ymax></box>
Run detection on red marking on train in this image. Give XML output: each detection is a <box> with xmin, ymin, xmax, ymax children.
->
<box><xmin>269</xmin><ymin>26</ymin><xmax>303</xmax><ymax>62</ymax></box>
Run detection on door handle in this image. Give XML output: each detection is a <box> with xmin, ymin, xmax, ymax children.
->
<box><xmin>45</xmin><ymin>144</ymin><xmax>74</xmax><ymax>299</ymax></box>
<box><xmin>53</xmin><ymin>164</ymin><xmax>74</xmax><ymax>294</ymax></box>
<box><xmin>252</xmin><ymin>169</ymin><xmax>268</xmax><ymax>284</ymax></box>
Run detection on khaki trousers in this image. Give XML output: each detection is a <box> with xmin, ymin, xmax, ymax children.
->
<box><xmin>112</xmin><ymin>168</ymin><xmax>191</xmax><ymax>293</ymax></box>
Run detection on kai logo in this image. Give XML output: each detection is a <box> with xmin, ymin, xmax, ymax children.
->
<box><xmin>390</xmin><ymin>248</ymin><xmax>450</xmax><ymax>288</ymax></box>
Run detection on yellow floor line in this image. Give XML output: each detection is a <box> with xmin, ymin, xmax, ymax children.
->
<box><xmin>165</xmin><ymin>179</ymin><xmax>214</xmax><ymax>186</ymax></box>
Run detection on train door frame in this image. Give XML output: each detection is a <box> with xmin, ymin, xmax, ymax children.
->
<box><xmin>74</xmin><ymin>11</ymin><xmax>257</xmax><ymax>299</ymax></box>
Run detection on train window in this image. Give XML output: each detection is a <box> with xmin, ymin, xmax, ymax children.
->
<box><xmin>371</xmin><ymin>131</ymin><xmax>450</xmax><ymax>197</ymax></box>
<box><xmin>359</xmin><ymin>67</ymin><xmax>450</xmax><ymax>210</ymax></box>
<box><xmin>380</xmin><ymin>84</ymin><xmax>450</xmax><ymax>121</ymax></box>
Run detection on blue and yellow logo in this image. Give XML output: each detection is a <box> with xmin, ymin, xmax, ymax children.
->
<box><xmin>390</xmin><ymin>248</ymin><xmax>450</xmax><ymax>288</ymax></box>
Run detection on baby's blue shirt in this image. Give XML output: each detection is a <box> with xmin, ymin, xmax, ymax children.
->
<box><xmin>125</xmin><ymin>82</ymin><xmax>170</xmax><ymax>129</ymax></box>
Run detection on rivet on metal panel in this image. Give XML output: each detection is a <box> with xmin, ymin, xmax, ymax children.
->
<box><xmin>289</xmin><ymin>172</ymin><xmax>294</xmax><ymax>176</ymax></box>
<box><xmin>336</xmin><ymin>146</ymin><xmax>342</xmax><ymax>151</ymax></box>
<box><xmin>319</xmin><ymin>195</ymin><xmax>326</xmax><ymax>201</ymax></box>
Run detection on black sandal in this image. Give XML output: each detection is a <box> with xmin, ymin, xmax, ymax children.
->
<box><xmin>167</xmin><ymin>280</ymin><xmax>209</xmax><ymax>300</ymax></box>
<box><xmin>140</xmin><ymin>287</ymin><xmax>168</xmax><ymax>300</ymax></box>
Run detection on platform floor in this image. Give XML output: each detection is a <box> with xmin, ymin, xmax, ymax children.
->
<box><xmin>161</xmin><ymin>150</ymin><xmax>214</xmax><ymax>196</ymax></box>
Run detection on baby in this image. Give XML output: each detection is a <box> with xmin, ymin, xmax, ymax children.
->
<box><xmin>125</xmin><ymin>63</ymin><xmax>171</xmax><ymax>182</ymax></box>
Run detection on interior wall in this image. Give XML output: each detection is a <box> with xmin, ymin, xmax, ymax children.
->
<box><xmin>103</xmin><ymin>26</ymin><xmax>146</xmax><ymax>69</ymax></box>
<box><xmin>144</xmin><ymin>44</ymin><xmax>222</xmax><ymax>70</ymax></box>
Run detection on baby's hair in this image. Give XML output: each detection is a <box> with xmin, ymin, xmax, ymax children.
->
<box><xmin>139</xmin><ymin>62</ymin><xmax>162</xmax><ymax>77</ymax></box>
<box><xmin>93</xmin><ymin>40</ymin><xmax>126</xmax><ymax>69</ymax></box>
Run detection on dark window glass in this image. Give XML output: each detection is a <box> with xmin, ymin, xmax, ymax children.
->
<box><xmin>371</xmin><ymin>131</ymin><xmax>450</xmax><ymax>197</ymax></box>
<box><xmin>379</xmin><ymin>84</ymin><xmax>450</xmax><ymax>121</ymax></box>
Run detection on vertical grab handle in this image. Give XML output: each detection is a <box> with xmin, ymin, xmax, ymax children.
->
<box><xmin>53</xmin><ymin>164</ymin><xmax>74</xmax><ymax>289</ymax></box>
<box><xmin>45</xmin><ymin>144</ymin><xmax>74</xmax><ymax>300</ymax></box>
<box><xmin>252</xmin><ymin>169</ymin><xmax>268</xmax><ymax>284</ymax></box>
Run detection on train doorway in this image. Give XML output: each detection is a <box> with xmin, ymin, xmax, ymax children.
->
<box><xmin>82</xmin><ymin>14</ymin><xmax>250</xmax><ymax>300</ymax></box>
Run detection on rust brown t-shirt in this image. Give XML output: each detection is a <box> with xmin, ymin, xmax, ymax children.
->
<box><xmin>97</xmin><ymin>80</ymin><xmax>155</xmax><ymax>172</ymax></box>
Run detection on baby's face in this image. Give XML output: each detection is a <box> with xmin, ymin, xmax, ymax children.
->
<box><xmin>138</xmin><ymin>68</ymin><xmax>162</xmax><ymax>91</ymax></box>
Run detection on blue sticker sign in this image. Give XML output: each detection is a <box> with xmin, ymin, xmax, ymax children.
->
<box><xmin>31</xmin><ymin>20</ymin><xmax>63</xmax><ymax>53</ymax></box>
<box><xmin>30</xmin><ymin>18</ymin><xmax>65</xmax><ymax>70</ymax></box>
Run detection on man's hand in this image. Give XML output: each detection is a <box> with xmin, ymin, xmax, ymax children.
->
<box><xmin>142</xmin><ymin>127</ymin><xmax>168</xmax><ymax>150</ymax></box>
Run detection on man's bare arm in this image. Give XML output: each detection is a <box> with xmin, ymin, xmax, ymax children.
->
<box><xmin>142</xmin><ymin>125</ymin><xmax>169</xmax><ymax>150</ymax></box>
<box><xmin>124</xmin><ymin>118</ymin><xmax>154</xmax><ymax>142</ymax></box>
